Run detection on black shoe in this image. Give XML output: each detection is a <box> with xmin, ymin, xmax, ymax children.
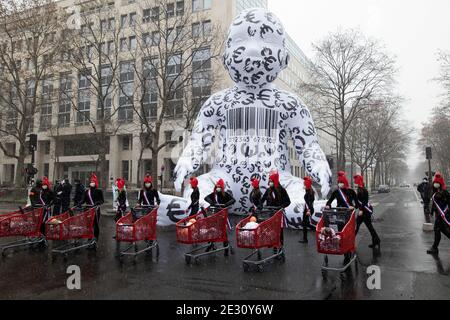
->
<box><xmin>427</xmin><ymin>247</ymin><xmax>439</xmax><ymax>255</ymax></box>
<box><xmin>273</xmin><ymin>248</ymin><xmax>278</xmax><ymax>255</ymax></box>
<box><xmin>298</xmin><ymin>239</ymin><xmax>308</xmax><ymax>244</ymax></box>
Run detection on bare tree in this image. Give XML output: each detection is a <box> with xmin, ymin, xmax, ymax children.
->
<box><xmin>61</xmin><ymin>0</ymin><xmax>124</xmax><ymax>188</ymax></box>
<box><xmin>299</xmin><ymin>29</ymin><xmax>397</xmax><ymax>171</ymax></box>
<box><xmin>0</xmin><ymin>0</ymin><xmax>67</xmax><ymax>187</ymax></box>
<box><xmin>119</xmin><ymin>0</ymin><xmax>224</xmax><ymax>187</ymax></box>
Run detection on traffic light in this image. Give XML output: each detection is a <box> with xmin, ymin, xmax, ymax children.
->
<box><xmin>28</xmin><ymin>134</ymin><xmax>37</xmax><ymax>152</ymax></box>
<box><xmin>426</xmin><ymin>147</ymin><xmax>432</xmax><ymax>160</ymax></box>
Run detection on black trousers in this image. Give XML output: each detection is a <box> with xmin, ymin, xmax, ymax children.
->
<box><xmin>94</xmin><ymin>207</ymin><xmax>101</xmax><ymax>239</ymax></box>
<box><xmin>40</xmin><ymin>207</ymin><xmax>51</xmax><ymax>235</ymax></box>
<box><xmin>356</xmin><ymin>211</ymin><xmax>380</xmax><ymax>244</ymax></box>
<box><xmin>61</xmin><ymin>199</ymin><xmax>71</xmax><ymax>213</ymax></box>
<box><xmin>53</xmin><ymin>201</ymin><xmax>62</xmax><ymax>216</ymax></box>
<box><xmin>432</xmin><ymin>217</ymin><xmax>450</xmax><ymax>249</ymax></box>
<box><xmin>189</xmin><ymin>205</ymin><xmax>199</xmax><ymax>217</ymax></box>
<box><xmin>302</xmin><ymin>210</ymin><xmax>312</xmax><ymax>240</ymax></box>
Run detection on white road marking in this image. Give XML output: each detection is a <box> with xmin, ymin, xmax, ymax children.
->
<box><xmin>385</xmin><ymin>203</ymin><xmax>395</xmax><ymax>207</ymax></box>
<box><xmin>371</xmin><ymin>202</ymin><xmax>379</xmax><ymax>207</ymax></box>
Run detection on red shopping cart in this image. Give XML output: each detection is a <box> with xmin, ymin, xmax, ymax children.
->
<box><xmin>0</xmin><ymin>206</ymin><xmax>46</xmax><ymax>255</ymax></box>
<box><xmin>236</xmin><ymin>207</ymin><xmax>285</xmax><ymax>272</ymax></box>
<box><xmin>116</xmin><ymin>205</ymin><xmax>159</xmax><ymax>259</ymax></box>
<box><xmin>176</xmin><ymin>206</ymin><xmax>233</xmax><ymax>264</ymax></box>
<box><xmin>316</xmin><ymin>208</ymin><xmax>357</xmax><ymax>276</ymax></box>
<box><xmin>45</xmin><ymin>206</ymin><xmax>97</xmax><ymax>255</ymax></box>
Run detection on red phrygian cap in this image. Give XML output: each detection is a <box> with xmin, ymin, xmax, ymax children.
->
<box><xmin>353</xmin><ymin>174</ymin><xmax>365</xmax><ymax>188</ymax></box>
<box><xmin>42</xmin><ymin>176</ymin><xmax>51</xmax><ymax>188</ymax></box>
<box><xmin>90</xmin><ymin>173</ymin><xmax>99</xmax><ymax>188</ymax></box>
<box><xmin>214</xmin><ymin>179</ymin><xmax>225</xmax><ymax>192</ymax></box>
<box><xmin>433</xmin><ymin>172</ymin><xmax>446</xmax><ymax>190</ymax></box>
<box><xmin>144</xmin><ymin>174</ymin><xmax>152</xmax><ymax>184</ymax></box>
<box><xmin>116</xmin><ymin>178</ymin><xmax>125</xmax><ymax>190</ymax></box>
<box><xmin>303</xmin><ymin>176</ymin><xmax>313</xmax><ymax>190</ymax></box>
<box><xmin>337</xmin><ymin>171</ymin><xmax>349</xmax><ymax>189</ymax></box>
<box><xmin>190</xmin><ymin>177</ymin><xmax>199</xmax><ymax>188</ymax></box>
<box><xmin>251</xmin><ymin>178</ymin><xmax>260</xmax><ymax>188</ymax></box>
<box><xmin>269</xmin><ymin>171</ymin><xmax>280</xmax><ymax>188</ymax></box>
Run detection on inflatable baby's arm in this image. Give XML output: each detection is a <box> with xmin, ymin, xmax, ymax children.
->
<box><xmin>174</xmin><ymin>97</ymin><xmax>219</xmax><ymax>192</ymax></box>
<box><xmin>287</xmin><ymin>97</ymin><xmax>332</xmax><ymax>198</ymax></box>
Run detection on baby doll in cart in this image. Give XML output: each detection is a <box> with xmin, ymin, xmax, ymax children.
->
<box><xmin>318</xmin><ymin>210</ymin><xmax>351</xmax><ymax>252</ymax></box>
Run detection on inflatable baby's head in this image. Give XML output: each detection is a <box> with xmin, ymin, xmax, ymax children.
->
<box><xmin>223</xmin><ymin>7</ymin><xmax>289</xmax><ymax>88</ymax></box>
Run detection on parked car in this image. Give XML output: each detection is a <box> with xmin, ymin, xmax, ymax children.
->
<box><xmin>378</xmin><ymin>185</ymin><xmax>390</xmax><ymax>193</ymax></box>
<box><xmin>400</xmin><ymin>183</ymin><xmax>410</xmax><ymax>188</ymax></box>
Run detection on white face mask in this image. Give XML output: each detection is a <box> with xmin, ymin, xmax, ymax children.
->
<box><xmin>216</xmin><ymin>188</ymin><xmax>222</xmax><ymax>193</ymax></box>
<box><xmin>145</xmin><ymin>183</ymin><xmax>151</xmax><ymax>188</ymax></box>
<box><xmin>42</xmin><ymin>185</ymin><xmax>48</xmax><ymax>190</ymax></box>
<box><xmin>338</xmin><ymin>183</ymin><xmax>345</xmax><ymax>188</ymax></box>
<box><xmin>89</xmin><ymin>183</ymin><xmax>96</xmax><ymax>188</ymax></box>
<box><xmin>434</xmin><ymin>183</ymin><xmax>441</xmax><ymax>189</ymax></box>
<box><xmin>269</xmin><ymin>182</ymin><xmax>275</xmax><ymax>188</ymax></box>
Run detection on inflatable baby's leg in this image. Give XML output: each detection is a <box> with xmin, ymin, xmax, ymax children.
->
<box><xmin>279</xmin><ymin>173</ymin><xmax>305</xmax><ymax>230</ymax></box>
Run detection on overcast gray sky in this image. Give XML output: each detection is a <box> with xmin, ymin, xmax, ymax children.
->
<box><xmin>269</xmin><ymin>0</ymin><xmax>450</xmax><ymax>170</ymax></box>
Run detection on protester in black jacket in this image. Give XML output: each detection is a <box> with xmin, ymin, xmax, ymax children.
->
<box><xmin>204</xmin><ymin>179</ymin><xmax>236</xmax><ymax>255</ymax></box>
<box><xmin>417</xmin><ymin>177</ymin><xmax>432</xmax><ymax>223</ymax></box>
<box><xmin>326</xmin><ymin>172</ymin><xmax>356</xmax><ymax>209</ymax></box>
<box><xmin>82</xmin><ymin>174</ymin><xmax>104</xmax><ymax>240</ymax></box>
<box><xmin>186</xmin><ymin>177</ymin><xmax>200</xmax><ymax>216</ymax></box>
<box><xmin>138</xmin><ymin>175</ymin><xmax>161</xmax><ymax>206</ymax></box>
<box><xmin>325</xmin><ymin>171</ymin><xmax>356</xmax><ymax>266</ymax></box>
<box><xmin>53</xmin><ymin>180</ymin><xmax>63</xmax><ymax>216</ymax></box>
<box><xmin>115</xmin><ymin>178</ymin><xmax>128</xmax><ymax>222</ymax></box>
<box><xmin>35</xmin><ymin>177</ymin><xmax>55</xmax><ymax>234</ymax></box>
<box><xmin>427</xmin><ymin>173</ymin><xmax>450</xmax><ymax>255</ymax></box>
<box><xmin>204</xmin><ymin>179</ymin><xmax>236</xmax><ymax>208</ymax></box>
<box><xmin>249</xmin><ymin>178</ymin><xmax>262</xmax><ymax>215</ymax></box>
<box><xmin>73</xmin><ymin>180</ymin><xmax>85</xmax><ymax>208</ymax></box>
<box><xmin>261</xmin><ymin>172</ymin><xmax>291</xmax><ymax>209</ymax></box>
<box><xmin>299</xmin><ymin>176</ymin><xmax>315</xmax><ymax>244</ymax></box>
<box><xmin>260</xmin><ymin>171</ymin><xmax>290</xmax><ymax>253</ymax></box>
<box><xmin>61</xmin><ymin>179</ymin><xmax>72</xmax><ymax>213</ymax></box>
<box><xmin>354</xmin><ymin>175</ymin><xmax>380</xmax><ymax>249</ymax></box>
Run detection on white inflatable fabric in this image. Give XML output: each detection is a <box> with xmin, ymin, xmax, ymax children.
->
<box><xmin>170</xmin><ymin>8</ymin><xmax>331</xmax><ymax>228</ymax></box>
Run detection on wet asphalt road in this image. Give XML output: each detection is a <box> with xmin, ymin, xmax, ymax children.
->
<box><xmin>0</xmin><ymin>187</ymin><xmax>448</xmax><ymax>300</ymax></box>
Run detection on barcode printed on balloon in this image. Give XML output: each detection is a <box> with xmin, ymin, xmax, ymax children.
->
<box><xmin>226</xmin><ymin>107</ymin><xmax>279</xmax><ymax>137</ymax></box>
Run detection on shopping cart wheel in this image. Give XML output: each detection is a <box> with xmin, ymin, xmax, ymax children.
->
<box><xmin>185</xmin><ymin>255</ymin><xmax>191</xmax><ymax>265</ymax></box>
<box><xmin>243</xmin><ymin>262</ymin><xmax>250</xmax><ymax>272</ymax></box>
<box><xmin>324</xmin><ymin>255</ymin><xmax>329</xmax><ymax>266</ymax></box>
<box><xmin>257</xmin><ymin>264</ymin><xmax>264</xmax><ymax>273</ymax></box>
<box><xmin>156</xmin><ymin>244</ymin><xmax>160</xmax><ymax>257</ymax></box>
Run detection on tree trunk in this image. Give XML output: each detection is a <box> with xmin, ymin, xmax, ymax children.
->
<box><xmin>338</xmin><ymin>132</ymin><xmax>346</xmax><ymax>171</ymax></box>
<box><xmin>15</xmin><ymin>150</ymin><xmax>26</xmax><ymax>188</ymax></box>
<box><xmin>151</xmin><ymin>124</ymin><xmax>161</xmax><ymax>189</ymax></box>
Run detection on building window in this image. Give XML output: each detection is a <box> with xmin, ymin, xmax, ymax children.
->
<box><xmin>176</xmin><ymin>1</ymin><xmax>184</xmax><ymax>15</ymax></box>
<box><xmin>122</xmin><ymin>160</ymin><xmax>130</xmax><ymax>181</ymax></box>
<box><xmin>166</xmin><ymin>3</ymin><xmax>175</xmax><ymax>18</ymax></box>
<box><xmin>44</xmin><ymin>163</ymin><xmax>49</xmax><ymax>177</ymax></box>
<box><xmin>129</xmin><ymin>36</ymin><xmax>136</xmax><ymax>51</ymax></box>
<box><xmin>120</xmin><ymin>14</ymin><xmax>127</xmax><ymax>28</ymax></box>
<box><xmin>151</xmin><ymin>7</ymin><xmax>159</xmax><ymax>21</ymax></box>
<box><xmin>120</xmin><ymin>38</ymin><xmax>127</xmax><ymax>52</ymax></box>
<box><xmin>98</xmin><ymin>65</ymin><xmax>112</xmax><ymax>121</ymax></box>
<box><xmin>77</xmin><ymin>90</ymin><xmax>90</xmax><ymax>125</ymax></box>
<box><xmin>151</xmin><ymin>31</ymin><xmax>160</xmax><ymax>46</ymax></box>
<box><xmin>192</xmin><ymin>0</ymin><xmax>211</xmax><ymax>11</ymax></box>
<box><xmin>39</xmin><ymin>104</ymin><xmax>52</xmax><ymax>131</ymax></box>
<box><xmin>43</xmin><ymin>141</ymin><xmax>51</xmax><ymax>155</ymax></box>
<box><xmin>129</xmin><ymin>12</ymin><xmax>137</xmax><ymax>26</ymax></box>
<box><xmin>119</xmin><ymin>61</ymin><xmax>134</xmax><ymax>123</ymax></box>
<box><xmin>143</xmin><ymin>8</ymin><xmax>151</xmax><ymax>23</ymax></box>
<box><xmin>58</xmin><ymin>100</ymin><xmax>71</xmax><ymax>127</ymax></box>
<box><xmin>122</xmin><ymin>135</ymin><xmax>132</xmax><ymax>150</ymax></box>
<box><xmin>192</xmin><ymin>48</ymin><xmax>212</xmax><ymax>98</ymax></box>
<box><xmin>108</xmin><ymin>17</ymin><xmax>115</xmax><ymax>30</ymax></box>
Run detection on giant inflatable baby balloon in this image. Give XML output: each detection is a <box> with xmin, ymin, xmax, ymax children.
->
<box><xmin>169</xmin><ymin>7</ymin><xmax>332</xmax><ymax>228</ymax></box>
